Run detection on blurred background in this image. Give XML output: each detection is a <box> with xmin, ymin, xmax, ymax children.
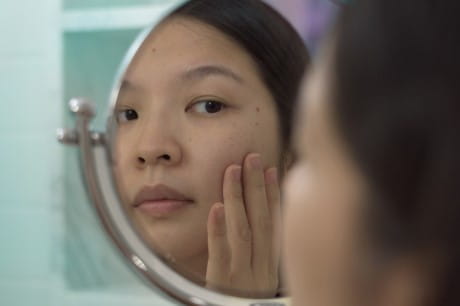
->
<box><xmin>0</xmin><ymin>1</ymin><xmax>338</xmax><ymax>305</ymax></box>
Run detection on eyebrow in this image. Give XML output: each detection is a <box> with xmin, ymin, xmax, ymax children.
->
<box><xmin>181</xmin><ymin>65</ymin><xmax>244</xmax><ymax>84</ymax></box>
<box><xmin>119</xmin><ymin>65</ymin><xmax>244</xmax><ymax>93</ymax></box>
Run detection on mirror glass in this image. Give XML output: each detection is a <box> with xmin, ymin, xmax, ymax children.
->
<box><xmin>108</xmin><ymin>0</ymin><xmax>309</xmax><ymax>299</ymax></box>
<box><xmin>105</xmin><ymin>0</ymin><xmax>312</xmax><ymax>300</ymax></box>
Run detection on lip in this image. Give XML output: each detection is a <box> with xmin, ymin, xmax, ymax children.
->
<box><xmin>133</xmin><ymin>184</ymin><xmax>193</xmax><ymax>217</ymax></box>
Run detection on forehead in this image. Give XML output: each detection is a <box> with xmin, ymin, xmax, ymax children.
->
<box><xmin>295</xmin><ymin>40</ymin><xmax>350</xmax><ymax>163</ymax></box>
<box><xmin>150</xmin><ymin>17</ymin><xmax>235</xmax><ymax>48</ymax></box>
<box><xmin>302</xmin><ymin>36</ymin><xmax>343</xmax><ymax>133</ymax></box>
<box><xmin>126</xmin><ymin>16</ymin><xmax>258</xmax><ymax>75</ymax></box>
<box><xmin>298</xmin><ymin>49</ymin><xmax>332</xmax><ymax>142</ymax></box>
<box><xmin>302</xmin><ymin>42</ymin><xmax>335</xmax><ymax>118</ymax></box>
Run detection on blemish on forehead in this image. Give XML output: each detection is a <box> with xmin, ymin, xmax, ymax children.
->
<box><xmin>151</xmin><ymin>47</ymin><xmax>157</xmax><ymax>53</ymax></box>
<box><xmin>256</xmin><ymin>107</ymin><xmax>260</xmax><ymax>112</ymax></box>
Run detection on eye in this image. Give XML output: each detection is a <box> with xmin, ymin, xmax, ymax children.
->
<box><xmin>188</xmin><ymin>100</ymin><xmax>226</xmax><ymax>114</ymax></box>
<box><xmin>116</xmin><ymin>108</ymin><xmax>138</xmax><ymax>123</ymax></box>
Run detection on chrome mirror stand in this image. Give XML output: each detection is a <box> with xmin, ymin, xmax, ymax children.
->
<box><xmin>57</xmin><ymin>97</ymin><xmax>105</xmax><ymax>146</ymax></box>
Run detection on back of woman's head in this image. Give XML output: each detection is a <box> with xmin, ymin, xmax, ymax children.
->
<box><xmin>167</xmin><ymin>0</ymin><xmax>310</xmax><ymax>149</ymax></box>
<box><xmin>332</xmin><ymin>1</ymin><xmax>460</xmax><ymax>305</ymax></box>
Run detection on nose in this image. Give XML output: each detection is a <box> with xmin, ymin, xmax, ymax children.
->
<box><xmin>135</xmin><ymin>123</ymin><xmax>182</xmax><ymax>168</ymax></box>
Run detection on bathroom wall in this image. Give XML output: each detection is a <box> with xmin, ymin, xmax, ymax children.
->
<box><xmin>0</xmin><ymin>0</ymin><xmax>63</xmax><ymax>304</ymax></box>
<box><xmin>0</xmin><ymin>0</ymin><xmax>179</xmax><ymax>305</ymax></box>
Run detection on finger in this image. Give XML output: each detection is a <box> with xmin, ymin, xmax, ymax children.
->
<box><xmin>206</xmin><ymin>203</ymin><xmax>230</xmax><ymax>287</ymax></box>
<box><xmin>223</xmin><ymin>164</ymin><xmax>252</xmax><ymax>270</ymax></box>
<box><xmin>265</xmin><ymin>167</ymin><xmax>282</xmax><ymax>273</ymax></box>
<box><xmin>243</xmin><ymin>153</ymin><xmax>271</xmax><ymax>274</ymax></box>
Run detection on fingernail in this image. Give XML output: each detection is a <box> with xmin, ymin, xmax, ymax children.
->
<box><xmin>250</xmin><ymin>154</ymin><xmax>262</xmax><ymax>170</ymax></box>
<box><xmin>266</xmin><ymin>168</ymin><xmax>278</xmax><ymax>185</ymax></box>
<box><xmin>216</xmin><ymin>203</ymin><xmax>225</xmax><ymax>220</ymax></box>
<box><xmin>212</xmin><ymin>203</ymin><xmax>225</xmax><ymax>235</ymax></box>
<box><xmin>232</xmin><ymin>166</ymin><xmax>242</xmax><ymax>182</ymax></box>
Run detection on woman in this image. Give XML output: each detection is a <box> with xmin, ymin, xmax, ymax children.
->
<box><xmin>114</xmin><ymin>0</ymin><xmax>309</xmax><ymax>298</ymax></box>
<box><xmin>284</xmin><ymin>0</ymin><xmax>460</xmax><ymax>305</ymax></box>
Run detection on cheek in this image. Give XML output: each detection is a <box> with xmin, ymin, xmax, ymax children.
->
<box><xmin>252</xmin><ymin>110</ymin><xmax>283</xmax><ymax>164</ymax></box>
<box><xmin>115</xmin><ymin>126</ymin><xmax>136</xmax><ymax>162</ymax></box>
<box><xmin>283</xmin><ymin>165</ymin><xmax>315</xmax><ymax>293</ymax></box>
<box><xmin>189</xmin><ymin>132</ymin><xmax>252</xmax><ymax>203</ymax></box>
<box><xmin>283</xmin><ymin>165</ymin><xmax>362</xmax><ymax>305</ymax></box>
<box><xmin>115</xmin><ymin>134</ymin><xmax>130</xmax><ymax>169</ymax></box>
<box><xmin>114</xmin><ymin>129</ymin><xmax>139</xmax><ymax>202</ymax></box>
<box><xmin>189</xmin><ymin>110</ymin><xmax>281</xmax><ymax>164</ymax></box>
<box><xmin>187</xmin><ymin>116</ymin><xmax>281</xmax><ymax>201</ymax></box>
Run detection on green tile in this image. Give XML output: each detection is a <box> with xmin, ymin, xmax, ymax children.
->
<box><xmin>0</xmin><ymin>134</ymin><xmax>64</xmax><ymax>212</ymax></box>
<box><xmin>0</xmin><ymin>211</ymin><xmax>54</xmax><ymax>281</ymax></box>
<box><xmin>0</xmin><ymin>281</ymin><xmax>54</xmax><ymax>306</ymax></box>
<box><xmin>0</xmin><ymin>59</ymin><xmax>62</xmax><ymax>134</ymax></box>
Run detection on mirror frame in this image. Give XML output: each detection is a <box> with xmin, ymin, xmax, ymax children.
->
<box><xmin>58</xmin><ymin>5</ymin><xmax>292</xmax><ymax>306</ymax></box>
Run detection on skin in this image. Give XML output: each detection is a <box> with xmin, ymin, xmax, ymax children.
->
<box><xmin>283</xmin><ymin>41</ymin><xmax>435</xmax><ymax>306</ymax></box>
<box><xmin>114</xmin><ymin>17</ymin><xmax>282</xmax><ymax>297</ymax></box>
<box><xmin>283</xmin><ymin>43</ymin><xmax>367</xmax><ymax>306</ymax></box>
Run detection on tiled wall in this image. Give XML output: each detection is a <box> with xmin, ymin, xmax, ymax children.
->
<box><xmin>0</xmin><ymin>0</ymin><xmax>176</xmax><ymax>305</ymax></box>
<box><xmin>0</xmin><ymin>1</ymin><xmax>63</xmax><ymax>305</ymax></box>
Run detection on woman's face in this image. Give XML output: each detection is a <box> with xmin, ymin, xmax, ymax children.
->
<box><xmin>114</xmin><ymin>17</ymin><xmax>282</xmax><ymax>278</ymax></box>
<box><xmin>283</xmin><ymin>45</ymin><xmax>370</xmax><ymax>306</ymax></box>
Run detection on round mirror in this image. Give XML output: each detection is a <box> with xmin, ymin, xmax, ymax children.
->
<box><xmin>58</xmin><ymin>0</ymin><xmax>312</xmax><ymax>305</ymax></box>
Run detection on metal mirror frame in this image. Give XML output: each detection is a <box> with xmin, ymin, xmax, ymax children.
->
<box><xmin>57</xmin><ymin>4</ymin><xmax>291</xmax><ymax>306</ymax></box>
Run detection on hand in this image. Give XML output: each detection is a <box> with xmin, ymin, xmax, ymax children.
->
<box><xmin>206</xmin><ymin>153</ymin><xmax>281</xmax><ymax>298</ymax></box>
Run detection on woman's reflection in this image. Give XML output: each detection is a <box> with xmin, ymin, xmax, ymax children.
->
<box><xmin>114</xmin><ymin>0</ymin><xmax>309</xmax><ymax>298</ymax></box>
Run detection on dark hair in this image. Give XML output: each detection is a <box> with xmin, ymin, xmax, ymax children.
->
<box><xmin>332</xmin><ymin>1</ymin><xmax>460</xmax><ymax>305</ymax></box>
<box><xmin>167</xmin><ymin>0</ymin><xmax>310</xmax><ymax>149</ymax></box>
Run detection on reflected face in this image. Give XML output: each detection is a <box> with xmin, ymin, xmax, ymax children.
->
<box><xmin>114</xmin><ymin>17</ymin><xmax>282</xmax><ymax>279</ymax></box>
<box><xmin>283</xmin><ymin>46</ymin><xmax>369</xmax><ymax>306</ymax></box>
